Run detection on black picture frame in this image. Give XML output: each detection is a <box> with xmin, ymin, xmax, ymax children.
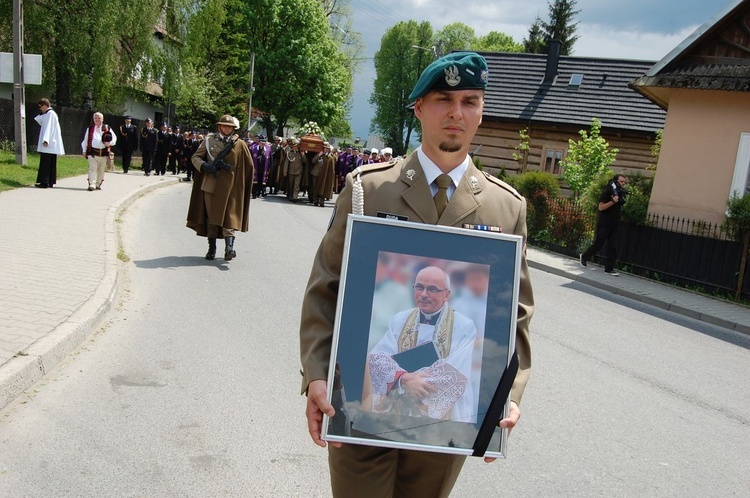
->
<box><xmin>322</xmin><ymin>215</ymin><xmax>523</xmax><ymax>458</ymax></box>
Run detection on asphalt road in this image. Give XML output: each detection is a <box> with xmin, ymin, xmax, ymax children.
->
<box><xmin>0</xmin><ymin>183</ymin><xmax>748</xmax><ymax>497</ymax></box>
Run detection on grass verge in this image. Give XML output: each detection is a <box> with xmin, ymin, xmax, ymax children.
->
<box><xmin>0</xmin><ymin>151</ymin><xmax>89</xmax><ymax>193</ymax></box>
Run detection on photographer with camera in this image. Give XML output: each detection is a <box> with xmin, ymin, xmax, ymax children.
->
<box><xmin>580</xmin><ymin>174</ymin><xmax>628</xmax><ymax>275</ymax></box>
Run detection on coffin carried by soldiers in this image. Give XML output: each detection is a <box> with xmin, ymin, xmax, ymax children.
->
<box><xmin>299</xmin><ymin>133</ymin><xmax>324</xmax><ymax>152</ymax></box>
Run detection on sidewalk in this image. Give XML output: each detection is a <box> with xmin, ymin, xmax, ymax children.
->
<box><xmin>0</xmin><ymin>176</ymin><xmax>748</xmax><ymax>412</ymax></box>
<box><xmin>0</xmin><ymin>171</ymin><xmax>180</xmax><ymax>410</ymax></box>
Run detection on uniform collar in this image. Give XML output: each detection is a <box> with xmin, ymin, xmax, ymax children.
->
<box><xmin>416</xmin><ymin>146</ymin><xmax>469</xmax><ymax>190</ymax></box>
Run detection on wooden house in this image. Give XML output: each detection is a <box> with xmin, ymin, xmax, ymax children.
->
<box><xmin>472</xmin><ymin>42</ymin><xmax>666</xmax><ymax>180</ymax></box>
<box><xmin>630</xmin><ymin>0</ymin><xmax>750</xmax><ymax>225</ymax></box>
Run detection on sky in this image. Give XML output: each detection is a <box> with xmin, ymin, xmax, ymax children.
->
<box><xmin>346</xmin><ymin>0</ymin><xmax>734</xmax><ymax>141</ymax></box>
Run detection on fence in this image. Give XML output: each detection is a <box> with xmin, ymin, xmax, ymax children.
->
<box><xmin>0</xmin><ymin>98</ymin><xmax>143</xmax><ymax>157</ymax></box>
<box><xmin>533</xmin><ymin>204</ymin><xmax>750</xmax><ymax>300</ymax></box>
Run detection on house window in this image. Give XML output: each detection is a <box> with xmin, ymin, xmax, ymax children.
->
<box><xmin>543</xmin><ymin>148</ymin><xmax>565</xmax><ymax>175</ymax></box>
<box><xmin>729</xmin><ymin>133</ymin><xmax>750</xmax><ymax>197</ymax></box>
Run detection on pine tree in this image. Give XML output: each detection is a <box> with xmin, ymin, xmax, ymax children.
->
<box><xmin>541</xmin><ymin>0</ymin><xmax>580</xmax><ymax>55</ymax></box>
<box><xmin>523</xmin><ymin>17</ymin><xmax>546</xmax><ymax>54</ymax></box>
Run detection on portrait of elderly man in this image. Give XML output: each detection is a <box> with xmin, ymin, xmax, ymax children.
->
<box><xmin>363</xmin><ymin>265</ymin><xmax>479</xmax><ymax>423</ymax></box>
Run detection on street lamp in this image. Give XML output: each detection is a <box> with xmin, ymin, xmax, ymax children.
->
<box><xmin>411</xmin><ymin>40</ymin><xmax>443</xmax><ymax>60</ymax></box>
<box><xmin>412</xmin><ymin>45</ymin><xmax>437</xmax><ymax>60</ymax></box>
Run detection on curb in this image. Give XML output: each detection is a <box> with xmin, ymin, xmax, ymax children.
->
<box><xmin>0</xmin><ymin>177</ymin><xmax>180</xmax><ymax>412</ymax></box>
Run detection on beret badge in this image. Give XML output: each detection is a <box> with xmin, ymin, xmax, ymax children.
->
<box><xmin>444</xmin><ymin>65</ymin><xmax>461</xmax><ymax>87</ymax></box>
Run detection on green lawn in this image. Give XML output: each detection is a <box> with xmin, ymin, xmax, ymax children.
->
<box><xmin>0</xmin><ymin>151</ymin><xmax>90</xmax><ymax>193</ymax></box>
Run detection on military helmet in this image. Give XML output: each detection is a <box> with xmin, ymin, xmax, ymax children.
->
<box><xmin>216</xmin><ymin>114</ymin><xmax>238</xmax><ymax>129</ymax></box>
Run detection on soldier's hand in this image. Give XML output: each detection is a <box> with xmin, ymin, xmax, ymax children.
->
<box><xmin>485</xmin><ymin>401</ymin><xmax>520</xmax><ymax>463</ymax></box>
<box><xmin>200</xmin><ymin>161</ymin><xmax>217</xmax><ymax>175</ymax></box>
<box><xmin>306</xmin><ymin>379</ymin><xmax>341</xmax><ymax>449</ymax></box>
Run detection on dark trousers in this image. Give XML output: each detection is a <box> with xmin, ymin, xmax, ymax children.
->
<box><xmin>311</xmin><ymin>174</ymin><xmax>323</xmax><ymax>205</ymax></box>
<box><xmin>168</xmin><ymin>153</ymin><xmax>180</xmax><ymax>174</ymax></box>
<box><xmin>155</xmin><ymin>152</ymin><xmax>168</xmax><ymax>175</ymax></box>
<box><xmin>582</xmin><ymin>223</ymin><xmax>620</xmax><ymax>272</ymax></box>
<box><xmin>142</xmin><ymin>150</ymin><xmax>155</xmax><ymax>174</ymax></box>
<box><xmin>122</xmin><ymin>150</ymin><xmax>133</xmax><ymax>173</ymax></box>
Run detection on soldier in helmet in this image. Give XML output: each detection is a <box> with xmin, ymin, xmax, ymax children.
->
<box><xmin>186</xmin><ymin>115</ymin><xmax>254</xmax><ymax>261</ymax></box>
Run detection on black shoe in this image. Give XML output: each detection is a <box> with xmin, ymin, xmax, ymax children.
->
<box><xmin>34</xmin><ymin>183</ymin><xmax>48</xmax><ymax>188</ymax></box>
<box><xmin>205</xmin><ymin>238</ymin><xmax>217</xmax><ymax>260</ymax></box>
<box><xmin>224</xmin><ymin>236</ymin><xmax>236</xmax><ymax>261</ymax></box>
<box><xmin>605</xmin><ymin>270</ymin><xmax>620</xmax><ymax>276</ymax></box>
<box><xmin>579</xmin><ymin>253</ymin><xmax>587</xmax><ymax>268</ymax></box>
<box><xmin>88</xmin><ymin>185</ymin><xmax>94</xmax><ymax>191</ymax></box>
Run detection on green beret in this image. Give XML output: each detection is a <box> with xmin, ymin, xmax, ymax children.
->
<box><xmin>408</xmin><ymin>52</ymin><xmax>488</xmax><ymax>102</ymax></box>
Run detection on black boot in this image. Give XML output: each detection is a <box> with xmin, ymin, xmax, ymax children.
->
<box><xmin>224</xmin><ymin>236</ymin><xmax>236</xmax><ymax>261</ymax></box>
<box><xmin>205</xmin><ymin>238</ymin><xmax>217</xmax><ymax>260</ymax></box>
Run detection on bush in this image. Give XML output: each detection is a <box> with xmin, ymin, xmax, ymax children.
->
<box><xmin>722</xmin><ymin>192</ymin><xmax>750</xmax><ymax>243</ymax></box>
<box><xmin>549</xmin><ymin>198</ymin><xmax>593</xmax><ymax>250</ymax></box>
<box><xmin>511</xmin><ymin>171</ymin><xmax>561</xmax><ymax>240</ymax></box>
<box><xmin>621</xmin><ymin>173</ymin><xmax>652</xmax><ymax>225</ymax></box>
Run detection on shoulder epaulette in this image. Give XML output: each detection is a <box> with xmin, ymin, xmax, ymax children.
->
<box><xmin>352</xmin><ymin>158</ymin><xmax>400</xmax><ymax>176</ymax></box>
<box><xmin>483</xmin><ymin>171</ymin><xmax>523</xmax><ymax>201</ymax></box>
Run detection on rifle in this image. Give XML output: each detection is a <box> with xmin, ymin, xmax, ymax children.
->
<box><xmin>202</xmin><ymin>133</ymin><xmax>241</xmax><ymax>176</ymax></box>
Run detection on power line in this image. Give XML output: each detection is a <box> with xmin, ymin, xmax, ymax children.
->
<box><xmin>350</xmin><ymin>0</ymin><xmax>405</xmax><ymax>26</ymax></box>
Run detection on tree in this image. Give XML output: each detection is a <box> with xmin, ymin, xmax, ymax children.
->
<box><xmin>370</xmin><ymin>21</ymin><xmax>433</xmax><ymax>155</ymax></box>
<box><xmin>560</xmin><ymin>118</ymin><xmax>618</xmax><ymax>199</ymax></box>
<box><xmin>473</xmin><ymin>31</ymin><xmax>523</xmax><ymax>53</ymax></box>
<box><xmin>523</xmin><ymin>17</ymin><xmax>546</xmax><ymax>54</ymax></box>
<box><xmin>523</xmin><ymin>0</ymin><xmax>580</xmax><ymax>55</ymax></box>
<box><xmin>435</xmin><ymin>22</ymin><xmax>475</xmax><ymax>54</ymax></box>
<box><xmin>542</xmin><ymin>0</ymin><xmax>580</xmax><ymax>55</ymax></box>
<box><xmin>214</xmin><ymin>0</ymin><xmax>351</xmax><ymax>136</ymax></box>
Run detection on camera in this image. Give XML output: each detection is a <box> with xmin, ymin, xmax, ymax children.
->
<box><xmin>610</xmin><ymin>181</ymin><xmax>626</xmax><ymax>204</ymax></box>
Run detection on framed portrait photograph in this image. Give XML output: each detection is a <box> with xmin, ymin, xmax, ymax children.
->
<box><xmin>322</xmin><ymin>215</ymin><xmax>523</xmax><ymax>458</ymax></box>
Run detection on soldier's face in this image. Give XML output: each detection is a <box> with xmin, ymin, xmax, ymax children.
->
<box><xmin>415</xmin><ymin>89</ymin><xmax>484</xmax><ymax>155</ymax></box>
<box><xmin>218</xmin><ymin>124</ymin><xmax>235</xmax><ymax>136</ymax></box>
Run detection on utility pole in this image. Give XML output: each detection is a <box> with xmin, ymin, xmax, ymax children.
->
<box><xmin>247</xmin><ymin>53</ymin><xmax>255</xmax><ymax>132</ymax></box>
<box><xmin>13</xmin><ymin>0</ymin><xmax>27</xmax><ymax>165</ymax></box>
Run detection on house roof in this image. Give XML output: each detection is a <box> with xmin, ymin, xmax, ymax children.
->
<box><xmin>630</xmin><ymin>0</ymin><xmax>750</xmax><ymax>107</ymax></box>
<box><xmin>480</xmin><ymin>51</ymin><xmax>666</xmax><ymax>135</ymax></box>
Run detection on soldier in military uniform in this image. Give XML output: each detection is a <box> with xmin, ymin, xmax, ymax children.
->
<box><xmin>118</xmin><ymin>116</ymin><xmax>139</xmax><ymax>174</ymax></box>
<box><xmin>282</xmin><ymin>139</ymin><xmax>307</xmax><ymax>202</ymax></box>
<box><xmin>299</xmin><ymin>52</ymin><xmax>534</xmax><ymax>498</ymax></box>
<box><xmin>140</xmin><ymin>118</ymin><xmax>158</xmax><ymax>176</ymax></box>
<box><xmin>309</xmin><ymin>142</ymin><xmax>336</xmax><ymax>207</ymax></box>
<box><xmin>186</xmin><ymin>115</ymin><xmax>254</xmax><ymax>261</ymax></box>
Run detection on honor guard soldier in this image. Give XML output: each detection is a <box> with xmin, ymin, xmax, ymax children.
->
<box><xmin>186</xmin><ymin>115</ymin><xmax>254</xmax><ymax>261</ymax></box>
